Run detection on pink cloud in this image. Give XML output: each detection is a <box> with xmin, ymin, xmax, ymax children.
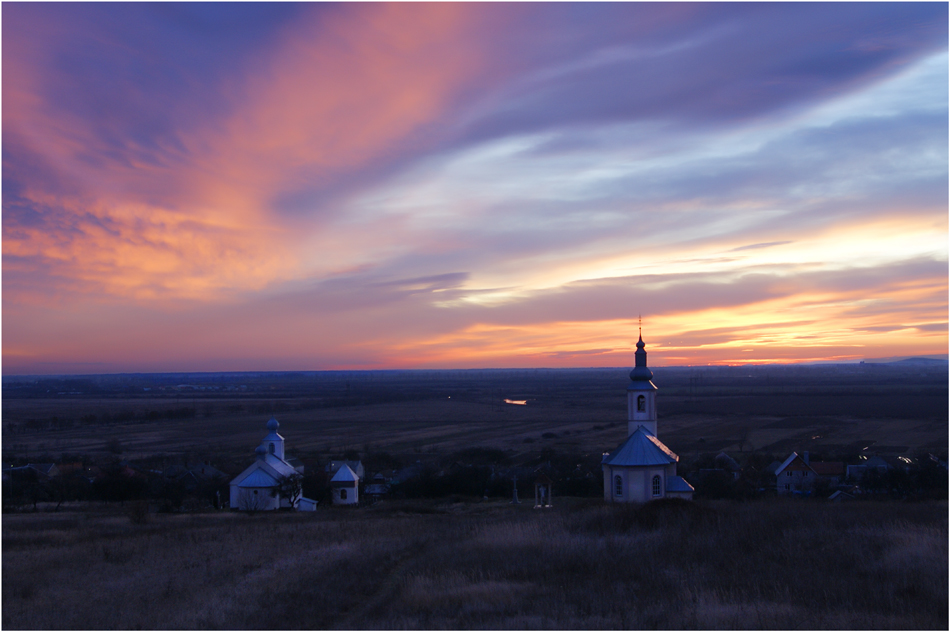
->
<box><xmin>3</xmin><ymin>4</ymin><xmax>507</xmax><ymax>305</ymax></box>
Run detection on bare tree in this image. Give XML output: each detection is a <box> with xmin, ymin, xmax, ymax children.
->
<box><xmin>238</xmin><ymin>489</ymin><xmax>270</xmax><ymax>513</ymax></box>
<box><xmin>279</xmin><ymin>473</ymin><xmax>304</xmax><ymax>509</ymax></box>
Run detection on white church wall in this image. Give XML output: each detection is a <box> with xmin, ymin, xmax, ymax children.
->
<box><xmin>332</xmin><ymin>485</ymin><xmax>359</xmax><ymax>505</ymax></box>
<box><xmin>604</xmin><ymin>463</ymin><xmax>681</xmax><ymax>503</ymax></box>
<box><xmin>232</xmin><ymin>487</ymin><xmax>279</xmax><ymax>511</ymax></box>
<box><xmin>628</xmin><ymin>469</ymin><xmax>646</xmax><ymax>502</ymax></box>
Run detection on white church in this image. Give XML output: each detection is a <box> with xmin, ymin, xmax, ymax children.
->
<box><xmin>230</xmin><ymin>418</ymin><xmax>317</xmax><ymax>511</ymax></box>
<box><xmin>602</xmin><ymin>333</ymin><xmax>694</xmax><ymax>503</ymax></box>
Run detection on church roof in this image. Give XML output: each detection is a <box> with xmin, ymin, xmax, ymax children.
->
<box><xmin>231</xmin><ymin>453</ymin><xmax>298</xmax><ymax>488</ymax></box>
<box><xmin>666</xmin><ymin>475</ymin><xmax>695</xmax><ymax>493</ymax></box>
<box><xmin>330</xmin><ymin>463</ymin><xmax>359</xmax><ymax>482</ymax></box>
<box><xmin>235</xmin><ymin>468</ymin><xmax>280</xmax><ymax>488</ymax></box>
<box><xmin>327</xmin><ymin>460</ymin><xmax>364</xmax><ymax>478</ymax></box>
<box><xmin>626</xmin><ymin>379</ymin><xmax>658</xmax><ymax>391</ymax></box>
<box><xmin>262</xmin><ymin>454</ymin><xmax>298</xmax><ymax>478</ymax></box>
<box><xmin>602</xmin><ymin>427</ymin><xmax>678</xmax><ymax>467</ymax></box>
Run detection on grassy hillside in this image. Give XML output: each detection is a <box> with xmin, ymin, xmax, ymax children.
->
<box><xmin>3</xmin><ymin>498</ymin><xmax>946</xmax><ymax>629</ymax></box>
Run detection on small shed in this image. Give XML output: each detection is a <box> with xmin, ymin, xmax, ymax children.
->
<box><xmin>297</xmin><ymin>497</ymin><xmax>318</xmax><ymax>511</ymax></box>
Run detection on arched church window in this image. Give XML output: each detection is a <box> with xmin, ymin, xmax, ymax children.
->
<box><xmin>637</xmin><ymin>395</ymin><xmax>645</xmax><ymax>412</ymax></box>
<box><xmin>652</xmin><ymin>475</ymin><xmax>662</xmax><ymax>497</ymax></box>
<box><xmin>340</xmin><ymin>489</ymin><xmax>347</xmax><ymax>500</ymax></box>
<box><xmin>614</xmin><ymin>475</ymin><xmax>623</xmax><ymax>496</ymax></box>
<box><xmin>269</xmin><ymin>443</ymin><xmax>275</xmax><ymax>454</ymax></box>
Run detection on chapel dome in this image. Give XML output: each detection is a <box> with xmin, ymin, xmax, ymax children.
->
<box><xmin>266</xmin><ymin>417</ymin><xmax>279</xmax><ymax>432</ymax></box>
<box><xmin>629</xmin><ymin>365</ymin><xmax>654</xmax><ymax>381</ymax></box>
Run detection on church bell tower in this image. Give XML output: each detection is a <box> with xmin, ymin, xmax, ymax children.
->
<box><xmin>627</xmin><ymin>331</ymin><xmax>658</xmax><ymax>436</ymax></box>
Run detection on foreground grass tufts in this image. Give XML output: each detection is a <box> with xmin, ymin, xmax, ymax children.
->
<box><xmin>3</xmin><ymin>500</ymin><xmax>946</xmax><ymax>629</ymax></box>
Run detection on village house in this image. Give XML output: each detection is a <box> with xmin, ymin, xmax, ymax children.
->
<box><xmin>773</xmin><ymin>452</ymin><xmax>815</xmax><ymax>494</ymax></box>
<box><xmin>229</xmin><ymin>418</ymin><xmax>316</xmax><ymax>511</ymax></box>
<box><xmin>845</xmin><ymin>455</ymin><xmax>892</xmax><ymax>481</ymax></box>
<box><xmin>809</xmin><ymin>460</ymin><xmax>845</xmax><ymax>485</ymax></box>
<box><xmin>601</xmin><ymin>332</ymin><xmax>694</xmax><ymax>503</ymax></box>
<box><xmin>772</xmin><ymin>451</ymin><xmax>845</xmax><ymax>495</ymax></box>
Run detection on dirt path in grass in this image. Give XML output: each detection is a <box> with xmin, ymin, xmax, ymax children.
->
<box><xmin>330</xmin><ymin>538</ymin><xmax>438</xmax><ymax>630</ymax></box>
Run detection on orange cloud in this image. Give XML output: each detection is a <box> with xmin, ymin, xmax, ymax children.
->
<box><xmin>3</xmin><ymin>259</ymin><xmax>945</xmax><ymax>374</ymax></box>
<box><xmin>356</xmin><ymin>272</ymin><xmax>947</xmax><ymax>369</ymax></box>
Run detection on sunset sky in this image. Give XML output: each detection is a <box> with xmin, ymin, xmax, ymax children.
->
<box><xmin>3</xmin><ymin>3</ymin><xmax>947</xmax><ymax>374</ymax></box>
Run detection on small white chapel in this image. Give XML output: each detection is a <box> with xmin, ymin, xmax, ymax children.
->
<box><xmin>602</xmin><ymin>332</ymin><xmax>694</xmax><ymax>503</ymax></box>
<box><xmin>230</xmin><ymin>418</ymin><xmax>317</xmax><ymax>511</ymax></box>
<box><xmin>329</xmin><ymin>463</ymin><xmax>360</xmax><ymax>505</ymax></box>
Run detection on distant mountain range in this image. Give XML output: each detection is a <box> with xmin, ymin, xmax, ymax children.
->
<box><xmin>2</xmin><ymin>356</ymin><xmax>947</xmax><ymax>383</ymax></box>
<box><xmin>860</xmin><ymin>355</ymin><xmax>948</xmax><ymax>365</ymax></box>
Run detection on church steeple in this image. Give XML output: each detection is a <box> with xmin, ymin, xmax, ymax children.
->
<box><xmin>630</xmin><ymin>332</ymin><xmax>654</xmax><ymax>382</ymax></box>
<box><xmin>627</xmin><ymin>329</ymin><xmax>658</xmax><ymax>436</ymax></box>
<box><xmin>260</xmin><ymin>417</ymin><xmax>285</xmax><ymax>459</ymax></box>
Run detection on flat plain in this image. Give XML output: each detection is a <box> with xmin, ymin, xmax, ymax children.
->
<box><xmin>3</xmin><ymin>363</ymin><xmax>946</xmax><ymax>464</ymax></box>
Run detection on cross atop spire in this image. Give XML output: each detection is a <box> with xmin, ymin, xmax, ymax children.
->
<box><xmin>632</xmin><ymin>326</ymin><xmax>651</xmax><ymax>380</ymax></box>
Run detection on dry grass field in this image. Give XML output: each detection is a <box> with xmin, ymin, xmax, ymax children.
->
<box><xmin>3</xmin><ymin>498</ymin><xmax>946</xmax><ymax>630</ymax></box>
<box><xmin>3</xmin><ymin>397</ymin><xmax>625</xmax><ymax>460</ymax></box>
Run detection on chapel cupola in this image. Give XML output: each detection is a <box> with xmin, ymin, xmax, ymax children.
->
<box><xmin>260</xmin><ymin>417</ymin><xmax>285</xmax><ymax>459</ymax></box>
<box><xmin>627</xmin><ymin>330</ymin><xmax>658</xmax><ymax>437</ymax></box>
<box><xmin>630</xmin><ymin>334</ymin><xmax>654</xmax><ymax>382</ymax></box>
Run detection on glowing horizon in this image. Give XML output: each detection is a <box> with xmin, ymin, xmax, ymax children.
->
<box><xmin>3</xmin><ymin>3</ymin><xmax>947</xmax><ymax>375</ymax></box>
